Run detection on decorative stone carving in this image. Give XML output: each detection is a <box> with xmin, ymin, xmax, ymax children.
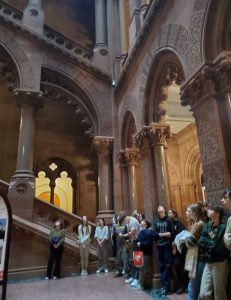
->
<box><xmin>124</xmin><ymin>147</ymin><xmax>141</xmax><ymax>166</ymax></box>
<box><xmin>92</xmin><ymin>136</ymin><xmax>113</xmax><ymax>155</ymax></box>
<box><xmin>148</xmin><ymin>123</ymin><xmax>171</xmax><ymax>148</ymax></box>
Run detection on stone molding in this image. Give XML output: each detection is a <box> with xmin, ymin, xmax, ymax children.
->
<box><xmin>13</xmin><ymin>89</ymin><xmax>44</xmax><ymax>108</ymax></box>
<box><xmin>181</xmin><ymin>52</ymin><xmax>231</xmax><ymax>111</ymax></box>
<box><xmin>120</xmin><ymin>147</ymin><xmax>141</xmax><ymax>167</ymax></box>
<box><xmin>92</xmin><ymin>136</ymin><xmax>113</xmax><ymax>156</ymax></box>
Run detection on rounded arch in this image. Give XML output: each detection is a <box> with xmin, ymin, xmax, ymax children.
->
<box><xmin>121</xmin><ymin>110</ymin><xmax>137</xmax><ymax>149</ymax></box>
<box><xmin>185</xmin><ymin>145</ymin><xmax>202</xmax><ymax>183</ymax></box>
<box><xmin>143</xmin><ymin>49</ymin><xmax>185</xmax><ymax>126</ymax></box>
<box><xmin>0</xmin><ymin>31</ymin><xmax>36</xmax><ymax>90</ymax></box>
<box><xmin>203</xmin><ymin>0</ymin><xmax>231</xmax><ymax>61</ymax></box>
<box><xmin>41</xmin><ymin>66</ymin><xmax>100</xmax><ymax>136</ymax></box>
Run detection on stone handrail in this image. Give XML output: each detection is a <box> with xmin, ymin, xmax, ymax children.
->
<box><xmin>0</xmin><ymin>0</ymin><xmax>93</xmax><ymax>61</ymax></box>
<box><xmin>33</xmin><ymin>197</ymin><xmax>97</xmax><ymax>242</ymax></box>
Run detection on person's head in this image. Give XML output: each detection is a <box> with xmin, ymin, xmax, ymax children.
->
<box><xmin>118</xmin><ymin>212</ymin><xmax>126</xmax><ymax>225</ymax></box>
<box><xmin>98</xmin><ymin>218</ymin><xmax>105</xmax><ymax>226</ymax></box>
<box><xmin>54</xmin><ymin>220</ymin><xmax>61</xmax><ymax>229</ymax></box>
<box><xmin>168</xmin><ymin>209</ymin><xmax>178</xmax><ymax>219</ymax></box>
<box><xmin>207</xmin><ymin>205</ymin><xmax>224</xmax><ymax>223</ymax></box>
<box><xmin>221</xmin><ymin>189</ymin><xmax>231</xmax><ymax>210</ymax></box>
<box><xmin>140</xmin><ymin>219</ymin><xmax>151</xmax><ymax>230</ymax></box>
<box><xmin>82</xmin><ymin>216</ymin><xmax>88</xmax><ymax>225</ymax></box>
<box><xmin>158</xmin><ymin>205</ymin><xmax>166</xmax><ymax>218</ymax></box>
<box><xmin>186</xmin><ymin>203</ymin><xmax>204</xmax><ymax>223</ymax></box>
<box><xmin>203</xmin><ymin>200</ymin><xmax>209</xmax><ymax>212</ymax></box>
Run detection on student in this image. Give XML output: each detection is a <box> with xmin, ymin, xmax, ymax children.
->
<box><xmin>198</xmin><ymin>205</ymin><xmax>229</xmax><ymax>300</ymax></box>
<box><xmin>153</xmin><ymin>205</ymin><xmax>174</xmax><ymax>296</ymax></box>
<box><xmin>137</xmin><ymin>220</ymin><xmax>154</xmax><ymax>290</ymax></box>
<box><xmin>45</xmin><ymin>220</ymin><xmax>65</xmax><ymax>280</ymax></box>
<box><xmin>94</xmin><ymin>218</ymin><xmax>109</xmax><ymax>273</ymax></box>
<box><xmin>184</xmin><ymin>204</ymin><xmax>205</xmax><ymax>300</ymax></box>
<box><xmin>78</xmin><ymin>216</ymin><xmax>91</xmax><ymax>276</ymax></box>
<box><xmin>221</xmin><ymin>189</ymin><xmax>231</xmax><ymax>251</ymax></box>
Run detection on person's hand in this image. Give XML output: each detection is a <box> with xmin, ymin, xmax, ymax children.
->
<box><xmin>119</xmin><ymin>233</ymin><xmax>123</xmax><ymax>237</ymax></box>
<box><xmin>165</xmin><ymin>232</ymin><xmax>171</xmax><ymax>238</ymax></box>
<box><xmin>137</xmin><ymin>242</ymin><xmax>140</xmax><ymax>247</ymax></box>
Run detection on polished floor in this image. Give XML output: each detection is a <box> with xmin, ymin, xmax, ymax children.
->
<box><xmin>6</xmin><ymin>273</ymin><xmax>187</xmax><ymax>300</ymax></box>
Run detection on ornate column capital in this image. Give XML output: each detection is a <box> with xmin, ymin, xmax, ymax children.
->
<box><xmin>13</xmin><ymin>89</ymin><xmax>44</xmax><ymax>108</ymax></box>
<box><xmin>181</xmin><ymin>51</ymin><xmax>231</xmax><ymax>111</ymax></box>
<box><xmin>148</xmin><ymin>123</ymin><xmax>171</xmax><ymax>147</ymax></box>
<box><xmin>134</xmin><ymin>126</ymin><xmax>150</xmax><ymax>150</ymax></box>
<box><xmin>124</xmin><ymin>147</ymin><xmax>141</xmax><ymax>166</ymax></box>
<box><xmin>92</xmin><ymin>136</ymin><xmax>113</xmax><ymax>155</ymax></box>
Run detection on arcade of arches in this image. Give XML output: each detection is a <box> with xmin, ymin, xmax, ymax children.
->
<box><xmin>0</xmin><ymin>0</ymin><xmax>230</xmax><ymax>280</ymax></box>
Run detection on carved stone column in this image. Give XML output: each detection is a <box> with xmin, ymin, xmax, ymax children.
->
<box><xmin>123</xmin><ymin>147</ymin><xmax>142</xmax><ymax>212</ymax></box>
<box><xmin>23</xmin><ymin>0</ymin><xmax>44</xmax><ymax>34</ymax></box>
<box><xmin>93</xmin><ymin>137</ymin><xmax>114</xmax><ymax>222</ymax></box>
<box><xmin>181</xmin><ymin>52</ymin><xmax>231</xmax><ymax>203</ymax></box>
<box><xmin>172</xmin><ymin>184</ymin><xmax>183</xmax><ymax>217</ymax></box>
<box><xmin>148</xmin><ymin>123</ymin><xmax>171</xmax><ymax>210</ymax></box>
<box><xmin>8</xmin><ymin>90</ymin><xmax>43</xmax><ymax>220</ymax></box>
<box><xmin>128</xmin><ymin>0</ymin><xmax>141</xmax><ymax>51</ymax></box>
<box><xmin>119</xmin><ymin>0</ymin><xmax>129</xmax><ymax>64</ymax></box>
<box><xmin>93</xmin><ymin>0</ymin><xmax>109</xmax><ymax>71</ymax></box>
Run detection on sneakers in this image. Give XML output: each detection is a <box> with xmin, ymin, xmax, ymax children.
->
<box><xmin>96</xmin><ymin>269</ymin><xmax>101</xmax><ymax>274</ymax></box>
<box><xmin>125</xmin><ymin>277</ymin><xmax>134</xmax><ymax>284</ymax></box>
<box><xmin>104</xmin><ymin>269</ymin><xmax>108</xmax><ymax>273</ymax></box>
<box><xmin>52</xmin><ymin>276</ymin><xmax>58</xmax><ymax>280</ymax></box>
<box><xmin>45</xmin><ymin>277</ymin><xmax>49</xmax><ymax>280</ymax></box>
<box><xmin>130</xmin><ymin>279</ymin><xmax>139</xmax><ymax>287</ymax></box>
<box><xmin>81</xmin><ymin>270</ymin><xmax>85</xmax><ymax>276</ymax></box>
<box><xmin>131</xmin><ymin>283</ymin><xmax>142</xmax><ymax>290</ymax></box>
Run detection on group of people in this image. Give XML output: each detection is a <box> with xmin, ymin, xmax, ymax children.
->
<box><xmin>44</xmin><ymin>189</ymin><xmax>231</xmax><ymax>300</ymax></box>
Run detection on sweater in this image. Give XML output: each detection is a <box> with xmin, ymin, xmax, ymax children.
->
<box><xmin>137</xmin><ymin>228</ymin><xmax>154</xmax><ymax>256</ymax></box>
<box><xmin>49</xmin><ymin>228</ymin><xmax>65</xmax><ymax>246</ymax></box>
<box><xmin>198</xmin><ymin>220</ymin><xmax>229</xmax><ymax>263</ymax></box>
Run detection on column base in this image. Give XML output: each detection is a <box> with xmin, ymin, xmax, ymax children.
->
<box><xmin>8</xmin><ymin>170</ymin><xmax>35</xmax><ymax>221</ymax></box>
<box><xmin>97</xmin><ymin>210</ymin><xmax>115</xmax><ymax>225</ymax></box>
<box><xmin>93</xmin><ymin>44</ymin><xmax>109</xmax><ymax>72</ymax></box>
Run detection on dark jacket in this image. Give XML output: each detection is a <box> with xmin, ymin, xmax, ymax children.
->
<box><xmin>198</xmin><ymin>221</ymin><xmax>229</xmax><ymax>263</ymax></box>
<box><xmin>153</xmin><ymin>216</ymin><xmax>174</xmax><ymax>247</ymax></box>
<box><xmin>137</xmin><ymin>228</ymin><xmax>154</xmax><ymax>256</ymax></box>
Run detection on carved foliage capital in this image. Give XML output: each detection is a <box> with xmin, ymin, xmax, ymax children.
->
<box><xmin>124</xmin><ymin>147</ymin><xmax>141</xmax><ymax>166</ymax></box>
<box><xmin>148</xmin><ymin>123</ymin><xmax>171</xmax><ymax>147</ymax></box>
<box><xmin>92</xmin><ymin>136</ymin><xmax>113</xmax><ymax>155</ymax></box>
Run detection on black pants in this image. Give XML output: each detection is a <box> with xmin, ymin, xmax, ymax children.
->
<box><xmin>46</xmin><ymin>245</ymin><xmax>63</xmax><ymax>278</ymax></box>
<box><xmin>157</xmin><ymin>245</ymin><xmax>173</xmax><ymax>291</ymax></box>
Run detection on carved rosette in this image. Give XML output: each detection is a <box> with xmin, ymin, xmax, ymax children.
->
<box><xmin>124</xmin><ymin>147</ymin><xmax>141</xmax><ymax>166</ymax></box>
<box><xmin>92</xmin><ymin>136</ymin><xmax>113</xmax><ymax>156</ymax></box>
<box><xmin>181</xmin><ymin>52</ymin><xmax>231</xmax><ymax>111</ymax></box>
<box><xmin>148</xmin><ymin>123</ymin><xmax>171</xmax><ymax>148</ymax></box>
<box><xmin>13</xmin><ymin>89</ymin><xmax>44</xmax><ymax>108</ymax></box>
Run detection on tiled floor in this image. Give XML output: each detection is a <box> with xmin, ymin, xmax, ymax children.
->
<box><xmin>6</xmin><ymin>273</ymin><xmax>187</xmax><ymax>300</ymax></box>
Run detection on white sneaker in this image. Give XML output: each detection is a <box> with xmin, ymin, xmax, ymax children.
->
<box><xmin>104</xmin><ymin>269</ymin><xmax>108</xmax><ymax>273</ymax></box>
<box><xmin>85</xmin><ymin>270</ymin><xmax>88</xmax><ymax>275</ymax></box>
<box><xmin>131</xmin><ymin>279</ymin><xmax>139</xmax><ymax>287</ymax></box>
<box><xmin>96</xmin><ymin>269</ymin><xmax>101</xmax><ymax>274</ymax></box>
<box><xmin>45</xmin><ymin>277</ymin><xmax>49</xmax><ymax>280</ymax></box>
<box><xmin>53</xmin><ymin>276</ymin><xmax>58</xmax><ymax>280</ymax></box>
<box><xmin>125</xmin><ymin>277</ymin><xmax>134</xmax><ymax>284</ymax></box>
<box><xmin>81</xmin><ymin>270</ymin><xmax>85</xmax><ymax>276</ymax></box>
<box><xmin>132</xmin><ymin>283</ymin><xmax>141</xmax><ymax>290</ymax></box>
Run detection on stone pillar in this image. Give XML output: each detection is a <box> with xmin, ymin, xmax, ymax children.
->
<box><xmin>93</xmin><ymin>0</ymin><xmax>109</xmax><ymax>72</ymax></box>
<box><xmin>148</xmin><ymin>123</ymin><xmax>171</xmax><ymax>210</ymax></box>
<box><xmin>172</xmin><ymin>184</ymin><xmax>183</xmax><ymax>217</ymax></box>
<box><xmin>128</xmin><ymin>0</ymin><xmax>141</xmax><ymax>51</ymax></box>
<box><xmin>8</xmin><ymin>90</ymin><xmax>43</xmax><ymax>220</ymax></box>
<box><xmin>140</xmin><ymin>0</ymin><xmax>149</xmax><ymax>25</ymax></box>
<box><xmin>118</xmin><ymin>0</ymin><xmax>129</xmax><ymax>65</ymax></box>
<box><xmin>123</xmin><ymin>147</ymin><xmax>142</xmax><ymax>212</ymax></box>
<box><xmin>93</xmin><ymin>136</ymin><xmax>114</xmax><ymax>223</ymax></box>
<box><xmin>23</xmin><ymin>0</ymin><xmax>44</xmax><ymax>34</ymax></box>
<box><xmin>181</xmin><ymin>52</ymin><xmax>231</xmax><ymax>203</ymax></box>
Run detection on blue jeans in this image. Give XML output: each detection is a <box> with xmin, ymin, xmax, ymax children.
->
<box><xmin>188</xmin><ymin>260</ymin><xmax>205</xmax><ymax>300</ymax></box>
